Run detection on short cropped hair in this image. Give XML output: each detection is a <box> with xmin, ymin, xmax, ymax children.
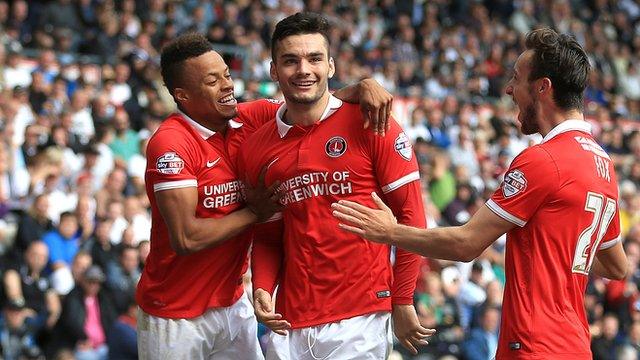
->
<box><xmin>271</xmin><ymin>12</ymin><xmax>331</xmax><ymax>61</ymax></box>
<box><xmin>160</xmin><ymin>33</ymin><xmax>212</xmax><ymax>95</ymax></box>
<box><xmin>524</xmin><ymin>28</ymin><xmax>590</xmax><ymax>111</ymax></box>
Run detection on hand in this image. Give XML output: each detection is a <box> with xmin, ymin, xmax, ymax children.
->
<box><xmin>331</xmin><ymin>192</ymin><xmax>397</xmax><ymax>243</ymax></box>
<box><xmin>392</xmin><ymin>304</ymin><xmax>436</xmax><ymax>355</ymax></box>
<box><xmin>244</xmin><ymin>166</ymin><xmax>284</xmax><ymax>222</ymax></box>
<box><xmin>254</xmin><ymin>288</ymin><xmax>291</xmax><ymax>336</ymax></box>
<box><xmin>358</xmin><ymin>78</ymin><xmax>393</xmax><ymax>136</ymax></box>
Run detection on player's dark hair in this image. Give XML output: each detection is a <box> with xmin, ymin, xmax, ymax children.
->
<box><xmin>271</xmin><ymin>12</ymin><xmax>331</xmax><ymax>61</ymax></box>
<box><xmin>160</xmin><ymin>33</ymin><xmax>213</xmax><ymax>95</ymax></box>
<box><xmin>524</xmin><ymin>28</ymin><xmax>590</xmax><ymax>111</ymax></box>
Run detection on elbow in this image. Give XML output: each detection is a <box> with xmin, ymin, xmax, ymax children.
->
<box><xmin>609</xmin><ymin>263</ymin><xmax>628</xmax><ymax>281</ymax></box>
<box><xmin>169</xmin><ymin>235</ymin><xmax>194</xmax><ymax>255</ymax></box>
<box><xmin>458</xmin><ymin>249</ymin><xmax>481</xmax><ymax>263</ymax></box>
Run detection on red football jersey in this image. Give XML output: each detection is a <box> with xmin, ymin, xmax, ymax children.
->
<box><xmin>137</xmin><ymin>100</ymin><xmax>279</xmax><ymax>319</ymax></box>
<box><xmin>486</xmin><ymin>120</ymin><xmax>620</xmax><ymax>359</ymax></box>
<box><xmin>238</xmin><ymin>96</ymin><xmax>425</xmax><ymax>328</ymax></box>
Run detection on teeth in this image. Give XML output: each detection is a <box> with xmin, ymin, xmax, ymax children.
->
<box><xmin>294</xmin><ymin>81</ymin><xmax>315</xmax><ymax>86</ymax></box>
<box><xmin>219</xmin><ymin>94</ymin><xmax>235</xmax><ymax>103</ymax></box>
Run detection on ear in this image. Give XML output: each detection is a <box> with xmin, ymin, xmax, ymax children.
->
<box><xmin>328</xmin><ymin>57</ymin><xmax>335</xmax><ymax>79</ymax></box>
<box><xmin>270</xmin><ymin>61</ymin><xmax>278</xmax><ymax>82</ymax></box>
<box><xmin>537</xmin><ymin>78</ymin><xmax>552</xmax><ymax>94</ymax></box>
<box><xmin>174</xmin><ymin>87</ymin><xmax>188</xmax><ymax>103</ymax></box>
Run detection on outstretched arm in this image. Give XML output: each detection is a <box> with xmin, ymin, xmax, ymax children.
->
<box><xmin>332</xmin><ymin>193</ymin><xmax>514</xmax><ymax>262</ymax></box>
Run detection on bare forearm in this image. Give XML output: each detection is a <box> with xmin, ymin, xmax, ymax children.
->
<box><xmin>332</xmin><ymin>82</ymin><xmax>361</xmax><ymax>103</ymax></box>
<box><xmin>389</xmin><ymin>224</ymin><xmax>477</xmax><ymax>262</ymax></box>
<box><xmin>176</xmin><ymin>208</ymin><xmax>257</xmax><ymax>254</ymax></box>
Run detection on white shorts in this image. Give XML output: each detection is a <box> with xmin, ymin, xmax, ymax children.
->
<box><xmin>266</xmin><ymin>312</ymin><xmax>392</xmax><ymax>360</ymax></box>
<box><xmin>137</xmin><ymin>292</ymin><xmax>264</xmax><ymax>360</ymax></box>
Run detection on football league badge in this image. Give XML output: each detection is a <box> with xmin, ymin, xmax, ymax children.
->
<box><xmin>394</xmin><ymin>132</ymin><xmax>413</xmax><ymax>161</ymax></box>
<box><xmin>156</xmin><ymin>152</ymin><xmax>185</xmax><ymax>175</ymax></box>
<box><xmin>326</xmin><ymin>136</ymin><xmax>347</xmax><ymax>157</ymax></box>
<box><xmin>502</xmin><ymin>169</ymin><xmax>527</xmax><ymax>198</ymax></box>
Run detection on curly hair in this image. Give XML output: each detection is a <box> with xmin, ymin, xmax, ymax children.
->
<box><xmin>160</xmin><ymin>33</ymin><xmax>212</xmax><ymax>95</ymax></box>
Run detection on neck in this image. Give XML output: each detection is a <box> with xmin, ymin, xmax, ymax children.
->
<box><xmin>182</xmin><ymin>108</ymin><xmax>227</xmax><ymax>135</ymax></box>
<box><xmin>538</xmin><ymin>104</ymin><xmax>583</xmax><ymax>137</ymax></box>
<box><xmin>284</xmin><ymin>93</ymin><xmax>330</xmax><ymax>127</ymax></box>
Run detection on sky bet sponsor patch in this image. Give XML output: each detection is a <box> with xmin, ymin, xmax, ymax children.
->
<box><xmin>156</xmin><ymin>152</ymin><xmax>184</xmax><ymax>175</ymax></box>
<box><xmin>394</xmin><ymin>132</ymin><xmax>413</xmax><ymax>161</ymax></box>
<box><xmin>502</xmin><ymin>169</ymin><xmax>527</xmax><ymax>198</ymax></box>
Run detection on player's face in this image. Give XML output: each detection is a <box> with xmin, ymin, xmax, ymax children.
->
<box><xmin>505</xmin><ymin>50</ymin><xmax>539</xmax><ymax>135</ymax></box>
<box><xmin>178</xmin><ymin>51</ymin><xmax>237</xmax><ymax>122</ymax></box>
<box><xmin>270</xmin><ymin>33</ymin><xmax>335</xmax><ymax>105</ymax></box>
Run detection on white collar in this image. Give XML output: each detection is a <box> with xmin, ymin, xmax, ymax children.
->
<box><xmin>178</xmin><ymin>110</ymin><xmax>244</xmax><ymax>140</ymax></box>
<box><xmin>275</xmin><ymin>95</ymin><xmax>343</xmax><ymax>138</ymax></box>
<box><xmin>541</xmin><ymin>119</ymin><xmax>591</xmax><ymax>143</ymax></box>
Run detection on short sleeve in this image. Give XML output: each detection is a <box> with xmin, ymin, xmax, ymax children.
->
<box><xmin>236</xmin><ymin>99</ymin><xmax>282</xmax><ymax>132</ymax></box>
<box><xmin>486</xmin><ymin>146</ymin><xmax>558</xmax><ymax>227</ymax></box>
<box><xmin>599</xmin><ymin>202</ymin><xmax>621</xmax><ymax>250</ymax></box>
<box><xmin>145</xmin><ymin>129</ymin><xmax>198</xmax><ymax>192</ymax></box>
<box><xmin>368</xmin><ymin>116</ymin><xmax>421</xmax><ymax>194</ymax></box>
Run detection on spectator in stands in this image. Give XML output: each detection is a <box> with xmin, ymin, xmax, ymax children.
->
<box><xmin>3</xmin><ymin>241</ymin><xmax>60</xmax><ymax>333</ymax></box>
<box><xmin>51</xmin><ymin>265</ymin><xmax>117</xmax><ymax>360</ymax></box>
<box><xmin>461</xmin><ymin>306</ymin><xmax>500</xmax><ymax>360</ymax></box>
<box><xmin>106</xmin><ymin>295</ymin><xmax>137</xmax><ymax>360</ymax></box>
<box><xmin>14</xmin><ymin>194</ymin><xmax>53</xmax><ymax>259</ymax></box>
<box><xmin>42</xmin><ymin>211</ymin><xmax>80</xmax><ymax>271</ymax></box>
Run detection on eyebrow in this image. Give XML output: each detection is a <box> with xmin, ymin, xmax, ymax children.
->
<box><xmin>203</xmin><ymin>67</ymin><xmax>230</xmax><ymax>78</ymax></box>
<box><xmin>280</xmin><ymin>52</ymin><xmax>326</xmax><ymax>59</ymax></box>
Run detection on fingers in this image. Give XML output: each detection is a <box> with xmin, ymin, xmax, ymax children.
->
<box><xmin>334</xmin><ymin>199</ymin><xmax>375</xmax><ymax>214</ymax></box>
<box><xmin>258</xmin><ymin>165</ymin><xmax>268</xmax><ymax>188</ymax></box>
<box><xmin>416</xmin><ymin>327</ymin><xmax>436</xmax><ymax>337</ymax></box>
<box><xmin>386</xmin><ymin>99</ymin><xmax>393</xmax><ymax>132</ymax></box>
<box><xmin>370</xmin><ymin>192</ymin><xmax>390</xmax><ymax>211</ymax></box>
<box><xmin>400</xmin><ymin>337</ymin><xmax>418</xmax><ymax>355</ymax></box>
<box><xmin>337</xmin><ymin>223</ymin><xmax>366</xmax><ymax>236</ymax></box>
<box><xmin>332</xmin><ymin>210</ymin><xmax>362</xmax><ymax>227</ymax></box>
<box><xmin>266</xmin><ymin>180</ymin><xmax>281</xmax><ymax>195</ymax></box>
<box><xmin>377</xmin><ymin>105</ymin><xmax>386</xmax><ymax>136</ymax></box>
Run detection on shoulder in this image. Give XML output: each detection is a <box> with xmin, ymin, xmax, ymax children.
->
<box><xmin>509</xmin><ymin>144</ymin><xmax>558</xmax><ymax>176</ymax></box>
<box><xmin>244</xmin><ymin>118</ymin><xmax>278</xmax><ymax>146</ymax></box>
<box><xmin>236</xmin><ymin>99</ymin><xmax>282</xmax><ymax>127</ymax></box>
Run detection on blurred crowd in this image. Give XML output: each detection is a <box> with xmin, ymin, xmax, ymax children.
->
<box><xmin>0</xmin><ymin>0</ymin><xmax>638</xmax><ymax>359</ymax></box>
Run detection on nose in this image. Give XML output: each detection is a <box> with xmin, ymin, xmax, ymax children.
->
<box><xmin>221</xmin><ymin>75</ymin><xmax>234</xmax><ymax>91</ymax></box>
<box><xmin>297</xmin><ymin>59</ymin><xmax>311</xmax><ymax>75</ymax></box>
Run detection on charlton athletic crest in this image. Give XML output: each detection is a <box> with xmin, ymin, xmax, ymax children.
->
<box><xmin>156</xmin><ymin>152</ymin><xmax>185</xmax><ymax>175</ymax></box>
<box><xmin>502</xmin><ymin>169</ymin><xmax>527</xmax><ymax>198</ymax></box>
<box><xmin>395</xmin><ymin>132</ymin><xmax>413</xmax><ymax>161</ymax></box>
<box><xmin>325</xmin><ymin>136</ymin><xmax>347</xmax><ymax>157</ymax></box>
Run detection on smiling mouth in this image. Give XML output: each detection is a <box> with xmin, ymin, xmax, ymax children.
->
<box><xmin>218</xmin><ymin>94</ymin><xmax>237</xmax><ymax>106</ymax></box>
<box><xmin>292</xmin><ymin>80</ymin><xmax>317</xmax><ymax>88</ymax></box>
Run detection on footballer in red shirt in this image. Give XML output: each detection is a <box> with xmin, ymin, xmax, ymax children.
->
<box><xmin>332</xmin><ymin>28</ymin><xmax>628</xmax><ymax>360</ymax></box>
<box><xmin>238</xmin><ymin>13</ymin><xmax>434</xmax><ymax>358</ymax></box>
<box><xmin>138</xmin><ymin>30</ymin><xmax>397</xmax><ymax>360</ymax></box>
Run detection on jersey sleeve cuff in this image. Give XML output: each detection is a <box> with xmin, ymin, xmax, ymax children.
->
<box><xmin>381</xmin><ymin>171</ymin><xmax>420</xmax><ymax>194</ymax></box>
<box><xmin>153</xmin><ymin>179</ymin><xmax>198</xmax><ymax>192</ymax></box>
<box><xmin>485</xmin><ymin>199</ymin><xmax>526</xmax><ymax>227</ymax></box>
<box><xmin>598</xmin><ymin>236</ymin><xmax>621</xmax><ymax>250</ymax></box>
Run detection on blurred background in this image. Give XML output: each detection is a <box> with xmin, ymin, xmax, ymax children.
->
<box><xmin>0</xmin><ymin>1</ymin><xmax>639</xmax><ymax>359</ymax></box>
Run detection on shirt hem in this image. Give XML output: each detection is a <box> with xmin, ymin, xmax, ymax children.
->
<box><xmin>287</xmin><ymin>304</ymin><xmax>391</xmax><ymax>329</ymax></box>
<box><xmin>137</xmin><ymin>292</ymin><xmax>243</xmax><ymax>320</ymax></box>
